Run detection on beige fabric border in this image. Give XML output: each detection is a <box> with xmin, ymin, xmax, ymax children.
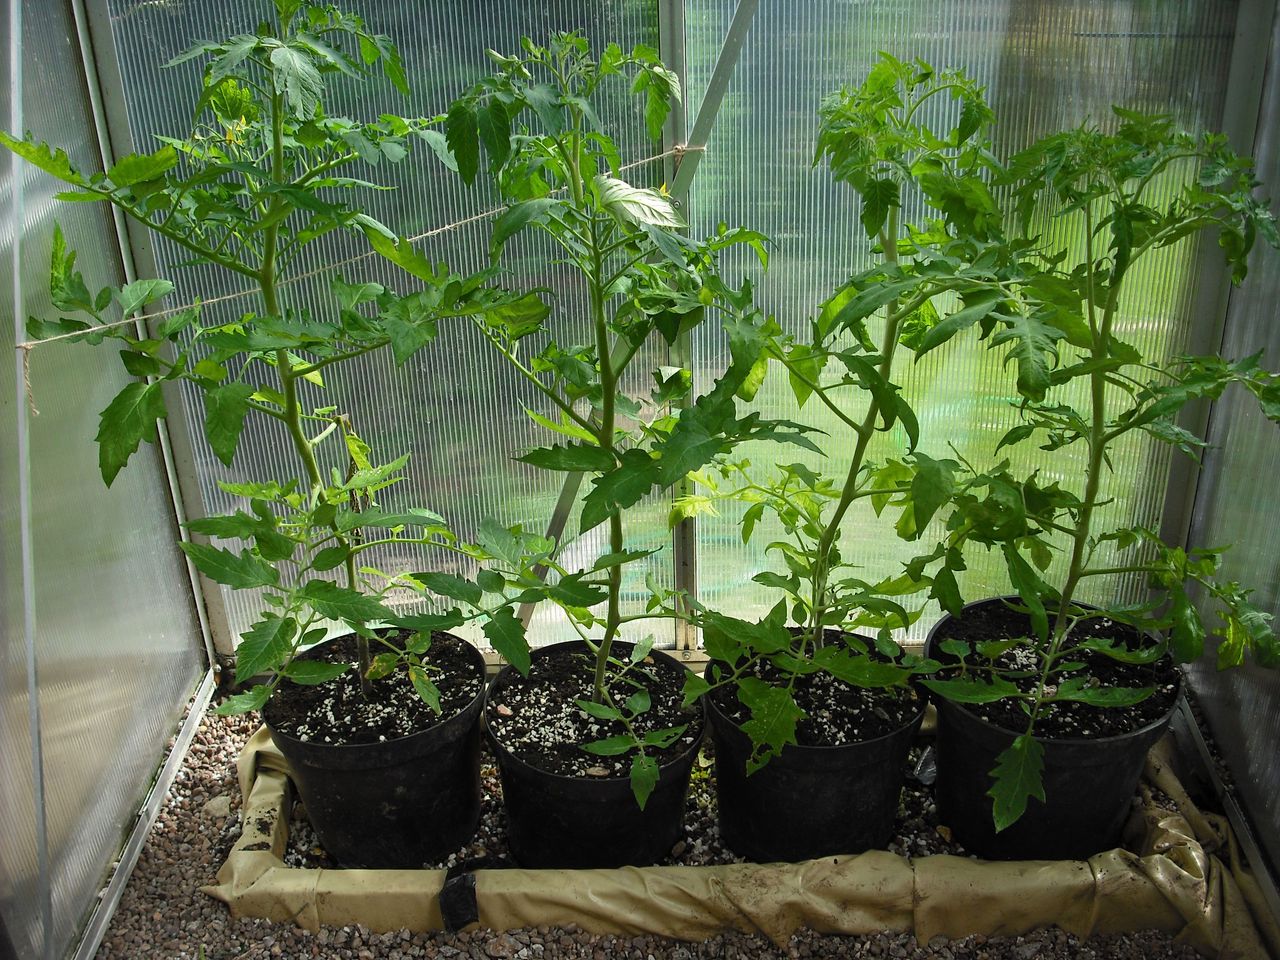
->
<box><xmin>203</xmin><ymin>728</ymin><xmax>1275</xmax><ymax>959</ymax></box>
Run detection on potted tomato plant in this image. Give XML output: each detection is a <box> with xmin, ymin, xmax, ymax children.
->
<box><xmin>4</xmin><ymin>0</ymin><xmax>533</xmax><ymax>868</ymax></box>
<box><xmin>371</xmin><ymin>32</ymin><xmax>808</xmax><ymax>868</ymax></box>
<box><xmin>902</xmin><ymin>98</ymin><xmax>1280</xmax><ymax>859</ymax></box>
<box><xmin>672</xmin><ymin>55</ymin><xmax>1019</xmax><ymax>862</ymax></box>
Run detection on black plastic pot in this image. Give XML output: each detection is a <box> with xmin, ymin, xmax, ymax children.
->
<box><xmin>704</xmin><ymin>650</ymin><xmax>926</xmax><ymax>863</ymax></box>
<box><xmin>925</xmin><ymin>597</ymin><xmax>1182</xmax><ymax>861</ymax></box>
<box><xmin>263</xmin><ymin>633</ymin><xmax>486</xmax><ymax>869</ymax></box>
<box><xmin>486</xmin><ymin>640</ymin><xmax>703</xmax><ymax>869</ymax></box>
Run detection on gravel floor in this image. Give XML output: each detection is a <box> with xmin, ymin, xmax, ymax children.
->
<box><xmin>95</xmin><ymin>704</ymin><xmax>1204</xmax><ymax>960</ymax></box>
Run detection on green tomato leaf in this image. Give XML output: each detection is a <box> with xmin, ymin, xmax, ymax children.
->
<box><xmin>580</xmin><ymin>449</ymin><xmax>661</xmax><ymax>533</ymax></box>
<box><xmin>916</xmin><ymin>292</ymin><xmax>1002</xmax><ymax>356</ymax></box>
<box><xmin>204</xmin><ymin>382</ymin><xmax>255</xmax><ymax>468</ymax></box>
<box><xmin>180</xmin><ymin>542</ymin><xmax>279</xmax><ymax>589</ymax></box>
<box><xmin>492</xmin><ymin>198</ymin><xmax>559</xmax><ymax>250</ymax></box>
<box><xmin>920</xmin><ymin>676</ymin><xmax>1022</xmax><ymax>704</ymax></box>
<box><xmin>859</xmin><ymin>177</ymin><xmax>900</xmax><ymax>237</ymax></box>
<box><xmin>283</xmin><ymin>660</ymin><xmax>351</xmax><ymax>686</ymax></box>
<box><xmin>1048</xmin><ymin>679</ymin><xmax>1153</xmax><ymax>707</ymax></box>
<box><xmin>516</xmin><ymin>443</ymin><xmax>613</xmax><ymax>473</ymax></box>
<box><xmin>235</xmin><ymin>615</ymin><xmax>298</xmax><ymax>683</ymax></box>
<box><xmin>630</xmin><ymin>752</ymin><xmax>660</xmax><ymax>810</ymax></box>
<box><xmin>593</xmin><ymin>175</ymin><xmax>684</xmax><ymax>229</ymax></box>
<box><xmin>299</xmin><ymin>580</ymin><xmax>394</xmax><ymax>624</ymax></box>
<box><xmin>988</xmin><ymin>734</ymin><xmax>1046</xmax><ymax>833</ymax></box>
<box><xmin>445</xmin><ymin>100</ymin><xmax>480</xmax><ymax>185</ymax></box>
<box><xmin>311</xmin><ymin>545</ymin><xmax>350</xmax><ymax>572</ymax></box>
<box><xmin>581</xmin><ymin>734</ymin><xmax>635</xmax><ymax>757</ymax></box>
<box><xmin>547</xmin><ymin>577</ymin><xmax>607</xmax><ymax>607</ymax></box>
<box><xmin>215</xmin><ymin>683</ymin><xmax>271</xmax><ymax>715</ymax></box>
<box><xmin>185</xmin><ymin>511</ymin><xmax>259</xmax><ymax>540</ymax></box>
<box><xmin>269</xmin><ymin>44</ymin><xmax>324</xmax><ymax>117</ymax></box>
<box><xmin>415</xmin><ymin>572</ymin><xmax>483</xmax><ymax>606</ymax></box>
<box><xmin>483</xmin><ymin>606</ymin><xmax>530</xmax><ymax>676</ymax></box>
<box><xmin>989</xmin><ymin>310</ymin><xmax>1065</xmax><ymax>403</ymax></box>
<box><xmin>409</xmin><ymin>664</ymin><xmax>441</xmax><ymax>713</ymax></box>
<box><xmin>907</xmin><ymin>453</ymin><xmax>956</xmax><ymax>534</ymax></box>
<box><xmin>106</xmin><ymin>145</ymin><xmax>178</xmax><ymax>187</ymax></box>
<box><xmin>738</xmin><ymin>677</ymin><xmax>804</xmax><ymax>774</ymax></box>
<box><xmin>115</xmin><ymin>278</ymin><xmax>174</xmax><ymax>317</ymax></box>
<box><xmin>682</xmin><ymin>670</ymin><xmax>711</xmax><ymax>709</ymax></box>
<box><xmin>624</xmin><ymin>689</ymin><xmax>651</xmax><ymax>716</ymax></box>
<box><xmin>576</xmin><ymin>698</ymin><xmax>622</xmax><ymax>721</ymax></box>
<box><xmin>96</xmin><ymin>381</ymin><xmax>167</xmax><ymax>486</ymax></box>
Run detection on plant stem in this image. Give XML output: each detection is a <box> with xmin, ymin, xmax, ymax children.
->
<box><xmin>807</xmin><ymin>207</ymin><xmax>902</xmax><ymax>650</ymax></box>
<box><xmin>1023</xmin><ymin>201</ymin><xmax>1125</xmax><ymax>733</ymax></box>
<box><xmin>588</xmin><ymin>213</ymin><xmax>623</xmax><ymax>703</ymax></box>
<box><xmin>259</xmin><ymin>85</ymin><xmax>370</xmax><ymax>697</ymax></box>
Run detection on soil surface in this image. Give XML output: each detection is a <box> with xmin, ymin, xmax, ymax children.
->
<box><xmin>486</xmin><ymin>642</ymin><xmax>703</xmax><ymax>779</ymax></box>
<box><xmin>263</xmin><ymin>632</ymin><xmax>483</xmax><ymax>746</ymax></box>
<box><xmin>929</xmin><ymin>599</ymin><xmax>1181</xmax><ymax>738</ymax></box>
<box><xmin>94</xmin><ymin>701</ymin><xmax>1203</xmax><ymax>959</ymax></box>
<box><xmin>709</xmin><ymin>632</ymin><xmax>924</xmax><ymax>746</ymax></box>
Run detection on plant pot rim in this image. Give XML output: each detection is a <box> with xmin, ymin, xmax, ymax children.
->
<box><xmin>924</xmin><ymin>595</ymin><xmax>1184</xmax><ymax>744</ymax></box>
<box><xmin>485</xmin><ymin>638</ymin><xmax>704</xmax><ymax>785</ymax></box>
<box><xmin>263</xmin><ymin>629</ymin><xmax>487</xmax><ymax>754</ymax></box>
<box><xmin>703</xmin><ymin>628</ymin><xmax>927</xmax><ymax>755</ymax></box>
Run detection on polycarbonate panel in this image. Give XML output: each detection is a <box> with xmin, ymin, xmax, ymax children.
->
<box><xmin>3</xmin><ymin>5</ymin><xmax>205</xmax><ymax>958</ymax></box>
<box><xmin>684</xmin><ymin>0</ymin><xmax>1239</xmax><ymax>641</ymax></box>
<box><xmin>1185</xmin><ymin>13</ymin><xmax>1280</xmax><ymax>879</ymax></box>
<box><xmin>1</xmin><ymin>4</ymin><xmax>42</xmax><ymax>953</ymax></box>
<box><xmin>104</xmin><ymin>0</ymin><xmax>673</xmax><ymax>650</ymax></box>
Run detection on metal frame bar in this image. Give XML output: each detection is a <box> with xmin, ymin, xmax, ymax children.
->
<box><xmin>660</xmin><ymin>0</ymin><xmax>696</xmax><ymax>652</ymax></box>
<box><xmin>1157</xmin><ymin>0</ymin><xmax>1277</xmax><ymax>552</ymax></box>
<box><xmin>80</xmin><ymin>0</ymin><xmax>235</xmax><ymax>661</ymax></box>
<box><xmin>9</xmin><ymin>4</ymin><xmax>54</xmax><ymax>957</ymax></box>
<box><xmin>665</xmin><ymin>0</ymin><xmax>759</xmax><ymax>653</ymax></box>
<box><xmin>1170</xmin><ymin>699</ymin><xmax>1280</xmax><ymax>930</ymax></box>
<box><xmin>69</xmin><ymin>671</ymin><xmax>216</xmax><ymax>960</ymax></box>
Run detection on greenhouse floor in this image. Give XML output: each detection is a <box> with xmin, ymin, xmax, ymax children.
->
<box><xmin>85</xmin><ymin>703</ymin><xmax>1221</xmax><ymax>960</ymax></box>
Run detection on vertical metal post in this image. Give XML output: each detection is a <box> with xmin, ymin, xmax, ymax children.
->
<box><xmin>1158</xmin><ymin>0</ymin><xmax>1277</xmax><ymax>552</ymax></box>
<box><xmin>662</xmin><ymin>0</ymin><xmax>760</xmax><ymax>654</ymax></box>
<box><xmin>659</xmin><ymin>0</ymin><xmax>698</xmax><ymax>653</ymax></box>
<box><xmin>9</xmin><ymin>3</ymin><xmax>54</xmax><ymax>956</ymax></box>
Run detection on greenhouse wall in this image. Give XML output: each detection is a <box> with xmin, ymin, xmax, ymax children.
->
<box><xmin>1</xmin><ymin>3</ymin><xmax>205</xmax><ymax>958</ymax></box>
<box><xmin>1185</xmin><ymin>5</ymin><xmax>1280</xmax><ymax>884</ymax></box>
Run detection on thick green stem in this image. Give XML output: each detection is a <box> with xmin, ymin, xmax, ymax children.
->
<box><xmin>1023</xmin><ymin>206</ymin><xmax>1125</xmax><ymax>732</ymax></box>
<box><xmin>807</xmin><ymin>207</ymin><xmax>902</xmax><ymax>649</ymax></box>
<box><xmin>588</xmin><ymin>215</ymin><xmax>622</xmax><ymax>703</ymax></box>
<box><xmin>261</xmin><ymin>87</ymin><xmax>370</xmax><ymax>697</ymax></box>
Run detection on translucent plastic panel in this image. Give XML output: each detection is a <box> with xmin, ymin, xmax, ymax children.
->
<box><xmin>2</xmin><ymin>5</ymin><xmax>205</xmax><ymax>958</ymax></box>
<box><xmin>684</xmin><ymin>0</ymin><xmax>1239</xmax><ymax>642</ymax></box>
<box><xmin>104</xmin><ymin>1</ymin><xmax>672</xmax><ymax>649</ymax></box>
<box><xmin>1185</xmin><ymin>16</ymin><xmax>1280</xmax><ymax>881</ymax></box>
<box><xmin>0</xmin><ymin>48</ymin><xmax>43</xmax><ymax>959</ymax></box>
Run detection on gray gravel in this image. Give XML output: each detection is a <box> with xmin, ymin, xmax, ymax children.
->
<box><xmin>95</xmin><ymin>704</ymin><xmax>1203</xmax><ymax>960</ymax></box>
